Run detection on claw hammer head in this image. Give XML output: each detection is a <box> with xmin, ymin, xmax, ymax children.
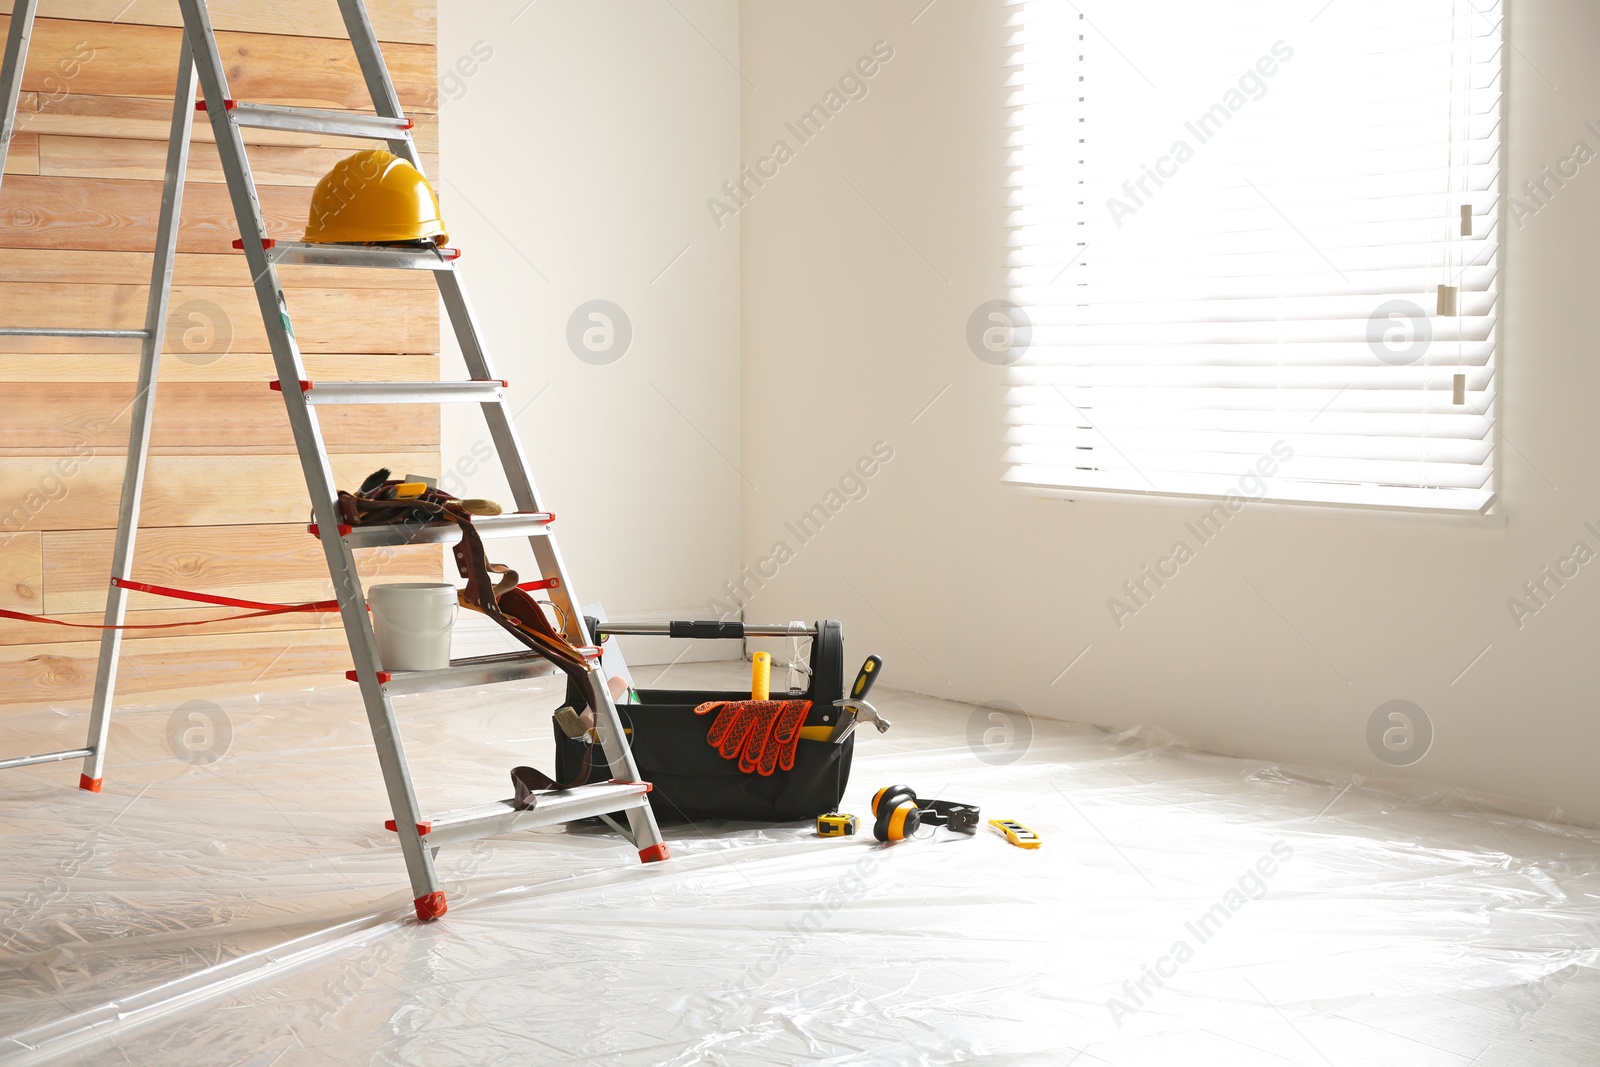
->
<box><xmin>832</xmin><ymin>696</ymin><xmax>890</xmax><ymax>733</ymax></box>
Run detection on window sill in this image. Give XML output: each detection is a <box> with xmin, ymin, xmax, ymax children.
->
<box><xmin>1016</xmin><ymin>483</ymin><xmax>1507</xmax><ymax>529</ymax></box>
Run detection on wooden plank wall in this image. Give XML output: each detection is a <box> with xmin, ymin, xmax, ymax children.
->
<box><xmin>0</xmin><ymin>1</ymin><xmax>441</xmax><ymax>707</ymax></box>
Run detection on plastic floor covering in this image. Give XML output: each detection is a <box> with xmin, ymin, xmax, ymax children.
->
<box><xmin>2</xmin><ymin>661</ymin><xmax>1599</xmax><ymax>1066</ymax></box>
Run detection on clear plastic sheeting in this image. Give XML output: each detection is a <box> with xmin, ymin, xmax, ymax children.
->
<box><xmin>2</xmin><ymin>663</ymin><xmax>1599</xmax><ymax>1065</ymax></box>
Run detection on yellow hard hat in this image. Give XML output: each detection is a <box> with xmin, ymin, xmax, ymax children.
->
<box><xmin>304</xmin><ymin>149</ymin><xmax>448</xmax><ymax>245</ymax></box>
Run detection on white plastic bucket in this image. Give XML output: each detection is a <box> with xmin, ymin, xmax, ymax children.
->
<box><xmin>368</xmin><ymin>583</ymin><xmax>458</xmax><ymax>671</ymax></box>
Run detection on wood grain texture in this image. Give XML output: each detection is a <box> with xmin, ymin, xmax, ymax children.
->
<box><xmin>0</xmin><ymin>1</ymin><xmax>436</xmax><ymax>46</ymax></box>
<box><xmin>38</xmin><ymin>133</ymin><xmax>438</xmax><ymax>188</ymax></box>
<box><xmin>0</xmin><ymin>17</ymin><xmax>436</xmax><ymax>108</ymax></box>
<box><xmin>0</xmin><ymin>281</ymin><xmax>439</xmax><ymax>354</ymax></box>
<box><xmin>0</xmin><ymin>451</ymin><xmax>438</xmax><ymax>531</ymax></box>
<box><xmin>2</xmin><ymin>132</ymin><xmax>38</xmax><ymax>174</ymax></box>
<box><xmin>0</xmin><ymin>628</ymin><xmax>355</xmax><ymax>704</ymax></box>
<box><xmin>0</xmin><ymin>175</ymin><xmax>452</xmax><ymax>262</ymax></box>
<box><xmin>0</xmin><ymin>173</ymin><xmax>326</xmax><ymax>253</ymax></box>
<box><xmin>0</xmin><ymin>530</ymin><xmax>43</xmax><ymax>612</ymax></box>
<box><xmin>0</xmin><ymin>3</ymin><xmax>439</xmax><ymax>709</ymax></box>
<box><xmin>42</xmin><ymin>524</ymin><xmax>443</xmax><ymax>615</ymax></box>
<box><xmin>0</xmin><ymin>381</ymin><xmax>442</xmax><ymax>455</ymax></box>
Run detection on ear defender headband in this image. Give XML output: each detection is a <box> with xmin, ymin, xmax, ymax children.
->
<box><xmin>870</xmin><ymin>785</ymin><xmax>980</xmax><ymax>842</ymax></box>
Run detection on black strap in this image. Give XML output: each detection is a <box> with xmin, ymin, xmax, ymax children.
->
<box><xmin>917</xmin><ymin>798</ymin><xmax>980</xmax><ymax>834</ymax></box>
<box><xmin>510</xmin><ymin>745</ymin><xmax>593</xmax><ymax>810</ymax></box>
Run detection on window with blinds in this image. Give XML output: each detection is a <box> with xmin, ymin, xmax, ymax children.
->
<box><xmin>1003</xmin><ymin>0</ymin><xmax>1503</xmax><ymax>512</ymax></box>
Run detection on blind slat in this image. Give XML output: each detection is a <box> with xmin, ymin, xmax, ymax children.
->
<box><xmin>1004</xmin><ymin>0</ymin><xmax>1501</xmax><ymax>512</ymax></box>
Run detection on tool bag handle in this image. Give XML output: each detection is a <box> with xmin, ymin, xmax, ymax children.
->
<box><xmin>589</xmin><ymin>620</ymin><xmax>822</xmax><ymax>640</ymax></box>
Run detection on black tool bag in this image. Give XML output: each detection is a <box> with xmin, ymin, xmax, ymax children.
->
<box><xmin>553</xmin><ymin>620</ymin><xmax>853</xmax><ymax>822</ymax></box>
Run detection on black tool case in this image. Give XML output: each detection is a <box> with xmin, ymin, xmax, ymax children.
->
<box><xmin>553</xmin><ymin>620</ymin><xmax>853</xmax><ymax>822</ymax></box>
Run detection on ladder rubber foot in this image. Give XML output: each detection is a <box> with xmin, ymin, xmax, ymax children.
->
<box><xmin>414</xmin><ymin>891</ymin><xmax>448</xmax><ymax>921</ymax></box>
<box><xmin>639</xmin><ymin>843</ymin><xmax>671</xmax><ymax>863</ymax></box>
<box><xmin>78</xmin><ymin>775</ymin><xmax>102</xmax><ymax>793</ymax></box>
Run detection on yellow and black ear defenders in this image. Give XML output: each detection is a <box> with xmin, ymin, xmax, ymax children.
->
<box><xmin>871</xmin><ymin>785</ymin><xmax>980</xmax><ymax>842</ymax></box>
<box><xmin>872</xmin><ymin>785</ymin><xmax>921</xmax><ymax>842</ymax></box>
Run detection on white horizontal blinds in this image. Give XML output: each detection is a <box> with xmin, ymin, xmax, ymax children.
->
<box><xmin>1003</xmin><ymin>0</ymin><xmax>1502</xmax><ymax>511</ymax></box>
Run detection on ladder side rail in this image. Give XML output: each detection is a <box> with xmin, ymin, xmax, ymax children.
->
<box><xmin>434</xmin><ymin>272</ymin><xmax>580</xmax><ymax>637</ymax></box>
<box><xmin>0</xmin><ymin>2</ymin><xmax>54</xmax><ymax>774</ymax></box>
<box><xmin>333</xmin><ymin>0</ymin><xmax>416</xmax><ymax>162</ymax></box>
<box><xmin>341</xmin><ymin>0</ymin><xmax>660</xmax><ymax>847</ymax></box>
<box><xmin>176</xmin><ymin>0</ymin><xmax>442</xmax><ymax>908</ymax></box>
<box><xmin>80</xmin><ymin>39</ymin><xmax>199</xmax><ymax>791</ymax></box>
<box><xmin>436</xmin><ymin>272</ymin><xmax>658</xmax><ymax>837</ymax></box>
<box><xmin>0</xmin><ymin>0</ymin><xmax>38</xmax><ymax>186</ymax></box>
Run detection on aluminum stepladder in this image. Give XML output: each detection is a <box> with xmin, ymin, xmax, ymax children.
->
<box><xmin>174</xmin><ymin>0</ymin><xmax>668</xmax><ymax>921</ymax></box>
<box><xmin>0</xmin><ymin>0</ymin><xmax>198</xmax><ymax>790</ymax></box>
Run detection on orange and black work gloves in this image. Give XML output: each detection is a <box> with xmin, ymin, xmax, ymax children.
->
<box><xmin>694</xmin><ymin>699</ymin><xmax>812</xmax><ymax>776</ymax></box>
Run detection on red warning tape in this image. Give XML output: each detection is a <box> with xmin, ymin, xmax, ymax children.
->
<box><xmin>0</xmin><ymin>580</ymin><xmax>342</xmax><ymax>631</ymax></box>
<box><xmin>0</xmin><ymin>577</ymin><xmax>562</xmax><ymax>632</ymax></box>
<box><xmin>112</xmin><ymin>577</ymin><xmax>339</xmax><ymax>613</ymax></box>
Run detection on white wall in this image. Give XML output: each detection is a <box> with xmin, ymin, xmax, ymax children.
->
<box><xmin>438</xmin><ymin>1</ymin><xmax>741</xmax><ymax>662</ymax></box>
<box><xmin>737</xmin><ymin>1</ymin><xmax>1600</xmax><ymax>820</ymax></box>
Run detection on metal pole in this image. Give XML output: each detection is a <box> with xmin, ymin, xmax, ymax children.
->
<box><xmin>0</xmin><ymin>0</ymin><xmax>38</xmax><ymax>189</ymax></box>
<box><xmin>0</xmin><ymin>748</ymin><xmax>94</xmax><ymax>772</ymax></box>
<box><xmin>78</xmin><ymin>39</ymin><xmax>198</xmax><ymax>792</ymax></box>
<box><xmin>333</xmin><ymin>0</ymin><xmax>416</xmax><ymax>163</ymax></box>
<box><xmin>0</xmin><ymin>327</ymin><xmax>148</xmax><ymax>338</ymax></box>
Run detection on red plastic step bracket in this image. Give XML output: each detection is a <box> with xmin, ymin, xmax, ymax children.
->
<box><xmin>269</xmin><ymin>380</ymin><xmax>313</xmax><ymax>393</ymax></box>
<box><xmin>347</xmin><ymin>669</ymin><xmax>393</xmax><ymax>684</ymax></box>
<box><xmin>231</xmin><ymin>238</ymin><xmax>276</xmax><ymax>250</ymax></box>
<box><xmin>307</xmin><ymin>523</ymin><xmax>355</xmax><ymax>538</ymax></box>
<box><xmin>610</xmin><ymin>779</ymin><xmax>653</xmax><ymax>793</ymax></box>
<box><xmin>196</xmin><ymin>99</ymin><xmax>236</xmax><ymax>112</ymax></box>
<box><xmin>384</xmin><ymin>819</ymin><xmax>432</xmax><ymax>836</ymax></box>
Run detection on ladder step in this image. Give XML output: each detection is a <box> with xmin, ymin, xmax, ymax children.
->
<box><xmin>0</xmin><ymin>327</ymin><xmax>149</xmax><ymax>340</ymax></box>
<box><xmin>347</xmin><ymin>647</ymin><xmax>598</xmax><ymax>697</ymax></box>
<box><xmin>270</xmin><ymin>379</ymin><xmax>506</xmax><ymax>405</ymax></box>
<box><xmin>0</xmin><ymin>747</ymin><xmax>94</xmax><ymax>772</ymax></box>
<box><xmin>261</xmin><ymin>240</ymin><xmax>461</xmax><ymax>271</ymax></box>
<box><xmin>309</xmin><ymin>511</ymin><xmax>555</xmax><ymax>549</ymax></box>
<box><xmin>388</xmin><ymin>781</ymin><xmax>654</xmax><ymax>848</ymax></box>
<box><xmin>214</xmin><ymin>100</ymin><xmax>414</xmax><ymax>140</ymax></box>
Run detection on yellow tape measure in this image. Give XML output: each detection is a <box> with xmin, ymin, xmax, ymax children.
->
<box><xmin>817</xmin><ymin>812</ymin><xmax>859</xmax><ymax>837</ymax></box>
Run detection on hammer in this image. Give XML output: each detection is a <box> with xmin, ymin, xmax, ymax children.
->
<box><xmin>830</xmin><ymin>655</ymin><xmax>890</xmax><ymax>743</ymax></box>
